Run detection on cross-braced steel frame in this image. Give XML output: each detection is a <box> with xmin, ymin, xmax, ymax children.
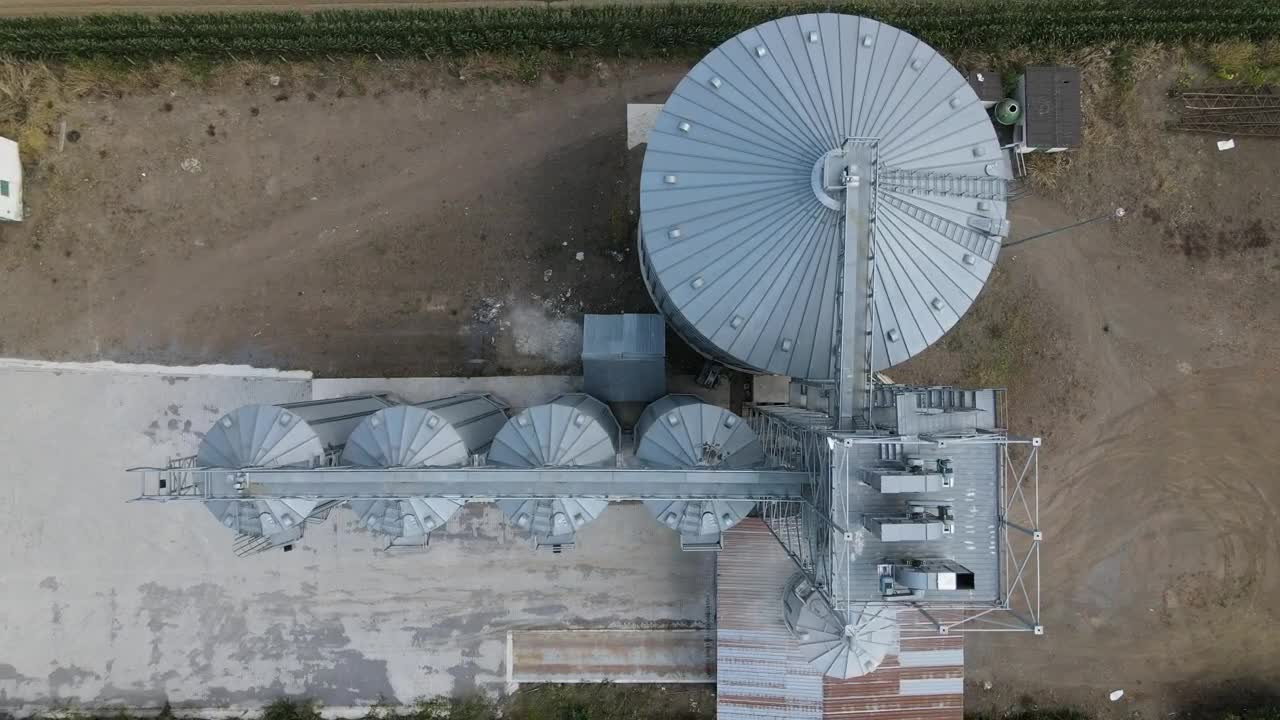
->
<box><xmin>747</xmin><ymin>403</ymin><xmax>1042</xmax><ymax>635</ymax></box>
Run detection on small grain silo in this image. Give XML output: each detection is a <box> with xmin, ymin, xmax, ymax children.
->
<box><xmin>197</xmin><ymin>396</ymin><xmax>390</xmax><ymax>553</ymax></box>
<box><xmin>340</xmin><ymin>394</ymin><xmax>508</xmax><ymax>547</ymax></box>
<box><xmin>488</xmin><ymin>394</ymin><xmax>619</xmax><ymax>549</ymax></box>
<box><xmin>198</xmin><ymin>404</ymin><xmax>329</xmax><ymax>553</ymax></box>
<box><xmin>783</xmin><ymin>572</ymin><xmax>899</xmax><ymax>679</ymax></box>
<box><xmin>636</xmin><ymin>395</ymin><xmax>764</xmax><ymax>549</ymax></box>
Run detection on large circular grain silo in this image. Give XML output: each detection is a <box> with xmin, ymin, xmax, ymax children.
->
<box><xmin>639</xmin><ymin>14</ymin><xmax>1011</xmax><ymax>379</ymax></box>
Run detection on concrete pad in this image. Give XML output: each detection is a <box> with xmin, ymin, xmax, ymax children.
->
<box><xmin>751</xmin><ymin>375</ymin><xmax>792</xmax><ymax>404</ymax></box>
<box><xmin>0</xmin><ymin>363</ymin><xmax>715</xmax><ymax>715</ymax></box>
<box><xmin>626</xmin><ymin>104</ymin><xmax>663</xmax><ymax>149</ymax></box>
<box><xmin>510</xmin><ymin>629</ymin><xmax>714</xmax><ymax>685</ymax></box>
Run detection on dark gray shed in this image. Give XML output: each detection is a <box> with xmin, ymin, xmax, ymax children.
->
<box><xmin>967</xmin><ymin>70</ymin><xmax>1003</xmax><ymax>105</ymax></box>
<box><xmin>1020</xmin><ymin>66</ymin><xmax>1082</xmax><ymax>149</ymax></box>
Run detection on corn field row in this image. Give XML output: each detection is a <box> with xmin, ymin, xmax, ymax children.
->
<box><xmin>0</xmin><ymin>1</ymin><xmax>1278</xmax><ymax>59</ymax></box>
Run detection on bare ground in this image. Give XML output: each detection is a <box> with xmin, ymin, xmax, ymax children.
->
<box><xmin>0</xmin><ymin>59</ymin><xmax>686</xmax><ymax>376</ymax></box>
<box><xmin>3</xmin><ymin>52</ymin><xmax>1280</xmax><ymax>718</ymax></box>
<box><xmin>896</xmin><ymin>51</ymin><xmax>1280</xmax><ymax>719</ymax></box>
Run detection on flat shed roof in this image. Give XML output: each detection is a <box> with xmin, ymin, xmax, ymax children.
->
<box><xmin>1023</xmin><ymin>66</ymin><xmax>1083</xmax><ymax>148</ymax></box>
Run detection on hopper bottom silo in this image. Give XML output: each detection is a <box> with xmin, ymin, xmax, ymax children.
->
<box><xmin>340</xmin><ymin>396</ymin><xmax>508</xmax><ymax>548</ymax></box>
<box><xmin>197</xmin><ymin>404</ymin><xmax>331</xmax><ymax>554</ymax></box>
<box><xmin>489</xmin><ymin>394</ymin><xmax>620</xmax><ymax>550</ymax></box>
<box><xmin>497</xmin><ymin>498</ymin><xmax>609</xmax><ymax>550</ymax></box>
<box><xmin>635</xmin><ymin>395</ymin><xmax>764</xmax><ymax>550</ymax></box>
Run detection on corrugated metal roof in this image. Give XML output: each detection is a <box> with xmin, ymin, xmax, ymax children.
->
<box><xmin>718</xmin><ymin>520</ymin><xmax>824</xmax><ymax>720</ymax></box>
<box><xmin>1023</xmin><ymin>66</ymin><xmax>1082</xmax><ymax>148</ymax></box>
<box><xmin>582</xmin><ymin>314</ymin><xmax>667</xmax><ymax>402</ymax></box>
<box><xmin>640</xmin><ymin>13</ymin><xmax>1009</xmax><ymax>378</ymax></box>
<box><xmin>822</xmin><ymin>612</ymin><xmax>964</xmax><ymax>720</ymax></box>
<box><xmin>718</xmin><ymin>520</ymin><xmax>966</xmax><ymax>719</ymax></box>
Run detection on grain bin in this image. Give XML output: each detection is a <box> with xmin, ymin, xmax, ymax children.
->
<box><xmin>489</xmin><ymin>394</ymin><xmax>619</xmax><ymax>549</ymax></box>
<box><xmin>636</xmin><ymin>395</ymin><xmax>764</xmax><ymax>549</ymax></box>
<box><xmin>639</xmin><ymin>13</ymin><xmax>1010</xmax><ymax>378</ymax></box>
<box><xmin>339</xmin><ymin>394</ymin><xmax>508</xmax><ymax>546</ymax></box>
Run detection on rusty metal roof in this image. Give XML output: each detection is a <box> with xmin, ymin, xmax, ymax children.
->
<box><xmin>718</xmin><ymin>520</ymin><xmax>965</xmax><ymax>719</ymax></box>
<box><xmin>717</xmin><ymin>519</ymin><xmax>824</xmax><ymax>719</ymax></box>
<box><xmin>822</xmin><ymin>611</ymin><xmax>964</xmax><ymax>719</ymax></box>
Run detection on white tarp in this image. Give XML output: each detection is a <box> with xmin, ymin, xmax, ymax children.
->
<box><xmin>0</xmin><ymin>136</ymin><xmax>21</xmax><ymax>222</ymax></box>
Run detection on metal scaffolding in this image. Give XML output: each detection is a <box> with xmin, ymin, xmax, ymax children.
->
<box><xmin>747</xmin><ymin>402</ymin><xmax>1042</xmax><ymax>635</ymax></box>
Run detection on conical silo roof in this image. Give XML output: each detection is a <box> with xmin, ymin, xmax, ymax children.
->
<box><xmin>414</xmin><ymin>394</ymin><xmax>508</xmax><ymax>455</ymax></box>
<box><xmin>197</xmin><ymin>404</ymin><xmax>325</xmax><ymax>469</ymax></box>
<box><xmin>341</xmin><ymin>405</ymin><xmax>471</xmax><ymax>468</ymax></box>
<box><xmin>499</xmin><ymin>497</ymin><xmax>609</xmax><ymax>549</ymax></box>
<box><xmin>644</xmin><ymin>498</ymin><xmax>756</xmax><ymax>550</ymax></box>
<box><xmin>634</xmin><ymin>395</ymin><xmax>765</xmax><ymax>469</ymax></box>
<box><xmin>783</xmin><ymin>573</ymin><xmax>899</xmax><ymax>678</ymax></box>
<box><xmin>349</xmin><ymin>497</ymin><xmax>464</xmax><ymax>546</ymax></box>
<box><xmin>487</xmin><ymin>394</ymin><xmax>619</xmax><ymax>468</ymax></box>
<box><xmin>640</xmin><ymin>14</ymin><xmax>1009</xmax><ymax>377</ymax></box>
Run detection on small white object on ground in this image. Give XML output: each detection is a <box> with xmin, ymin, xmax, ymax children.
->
<box><xmin>1109</xmin><ymin>690</ymin><xmax>1125</xmax><ymax>702</ymax></box>
<box><xmin>575</xmin><ymin>252</ymin><xmax>585</xmax><ymax>261</ymax></box>
<box><xmin>1217</xmin><ymin>139</ymin><xmax>1236</xmax><ymax>151</ymax></box>
<box><xmin>269</xmin><ymin>74</ymin><xmax>282</xmax><ymax>87</ymax></box>
<box><xmin>180</xmin><ymin>158</ymin><xmax>202</xmax><ymax>173</ymax></box>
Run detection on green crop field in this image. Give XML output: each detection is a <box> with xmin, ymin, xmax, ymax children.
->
<box><xmin>0</xmin><ymin>1</ymin><xmax>1278</xmax><ymax>59</ymax></box>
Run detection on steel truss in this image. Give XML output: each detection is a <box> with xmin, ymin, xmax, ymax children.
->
<box><xmin>1174</xmin><ymin>89</ymin><xmax>1280</xmax><ymax>137</ymax></box>
<box><xmin>129</xmin><ymin>463</ymin><xmax>811</xmax><ymax>502</ymax></box>
<box><xmin>747</xmin><ymin>403</ymin><xmax>1042</xmax><ymax>635</ymax></box>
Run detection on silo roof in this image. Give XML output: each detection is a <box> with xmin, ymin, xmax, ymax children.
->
<box><xmin>487</xmin><ymin>394</ymin><xmax>620</xmax><ymax>468</ymax></box>
<box><xmin>640</xmin><ymin>13</ymin><xmax>1010</xmax><ymax>378</ymax></box>
<box><xmin>635</xmin><ymin>395</ymin><xmax>765</xmax><ymax>469</ymax></box>
<box><xmin>341</xmin><ymin>406</ymin><xmax>471</xmax><ymax>468</ymax></box>
<box><xmin>197</xmin><ymin>404</ymin><xmax>325</xmax><ymax>469</ymax></box>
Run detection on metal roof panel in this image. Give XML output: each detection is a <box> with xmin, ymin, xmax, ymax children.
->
<box><xmin>641</xmin><ymin>14</ymin><xmax>1009</xmax><ymax>378</ymax></box>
